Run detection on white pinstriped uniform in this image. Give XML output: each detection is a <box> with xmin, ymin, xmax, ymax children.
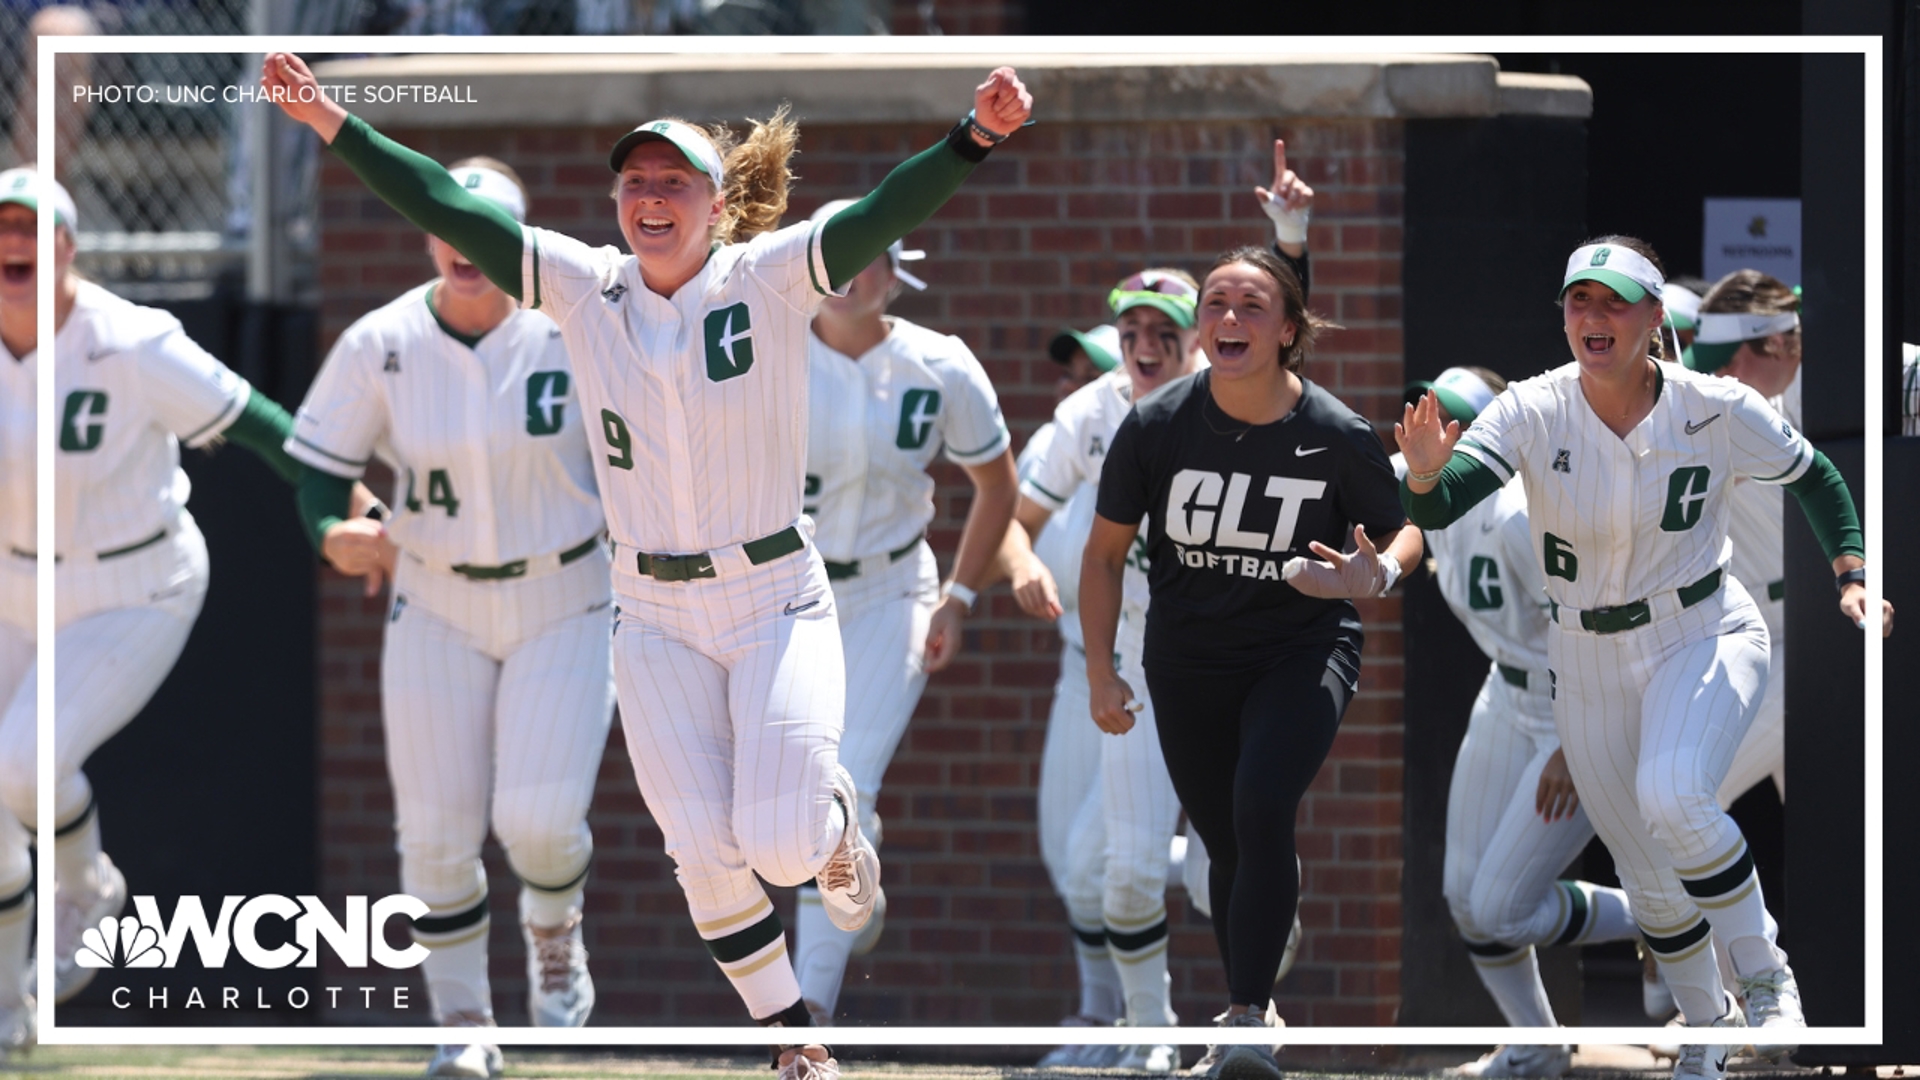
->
<box><xmin>1456</xmin><ymin>360</ymin><xmax>1810</xmax><ymax>1019</ymax></box>
<box><xmin>1021</xmin><ymin>371</ymin><xmax>1179</xmax><ymax>976</ymax></box>
<box><xmin>285</xmin><ymin>281</ymin><xmax>615</xmax><ymax>1020</ymax></box>
<box><xmin>518</xmin><ymin>220</ymin><xmax>846</xmax><ymax>1017</ymax></box>
<box><xmin>792</xmin><ymin>317</ymin><xmax>1008</xmax><ymax>1014</ymax></box>
<box><xmin>0</xmin><ymin>344</ymin><xmax>36</xmax><ymax>907</ymax></box>
<box><xmin>1716</xmin><ymin>367</ymin><xmax>1798</xmax><ymax>807</ymax></box>
<box><xmin>0</xmin><ymin>282</ymin><xmax>244</xmax><ymax>842</ymax></box>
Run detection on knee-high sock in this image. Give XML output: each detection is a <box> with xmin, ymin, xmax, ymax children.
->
<box><xmin>1675</xmin><ymin>839</ymin><xmax>1785</xmax><ymax>977</ymax></box>
<box><xmin>1073</xmin><ymin>922</ymin><xmax>1123</xmax><ymax>1022</ymax></box>
<box><xmin>691</xmin><ymin>891</ymin><xmax>801</xmax><ymax>1020</ymax></box>
<box><xmin>1107</xmin><ymin>907</ymin><xmax>1175</xmax><ymax>1026</ymax></box>
<box><xmin>413</xmin><ymin>892</ymin><xmax>493</xmax><ymax>1022</ymax></box>
<box><xmin>1642</xmin><ymin>914</ymin><xmax>1729</xmax><ymax>1025</ymax></box>
<box><xmin>1463</xmin><ymin>940</ymin><xmax>1555</xmax><ymax>1028</ymax></box>
<box><xmin>53</xmin><ymin>796</ymin><xmax>102</xmax><ymax>894</ymax></box>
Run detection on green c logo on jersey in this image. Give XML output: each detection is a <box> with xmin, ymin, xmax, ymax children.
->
<box><xmin>59</xmin><ymin>390</ymin><xmax>107</xmax><ymax>452</ymax></box>
<box><xmin>896</xmin><ymin>388</ymin><xmax>942</xmax><ymax>450</ymax></box>
<box><xmin>704</xmin><ymin>303</ymin><xmax>754</xmax><ymax>382</ymax></box>
<box><xmin>1660</xmin><ymin>466</ymin><xmax>1711</xmax><ymax>531</ymax></box>
<box><xmin>1591</xmin><ymin>247</ymin><xmax>1612</xmax><ymax>266</ymax></box>
<box><xmin>1468</xmin><ymin>555</ymin><xmax>1503</xmax><ymax>610</ymax></box>
<box><xmin>525</xmin><ymin>371</ymin><xmax>570</xmax><ymax>436</ymax></box>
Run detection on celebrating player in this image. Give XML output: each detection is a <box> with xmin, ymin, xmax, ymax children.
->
<box><xmin>1399</xmin><ymin>237</ymin><xmax>1870</xmax><ymax>1080</ymax></box>
<box><xmin>1089</xmin><ymin>246</ymin><xmax>1420</xmax><ymax>1080</ymax></box>
<box><xmin>286</xmin><ymin>157</ymin><xmax>614</xmax><ymax>1076</ymax></box>
<box><xmin>792</xmin><ymin>199</ymin><xmax>1017</xmax><ymax>1024</ymax></box>
<box><xmin>1396</xmin><ymin>368</ymin><xmax>1640</xmax><ymax>1079</ymax></box>
<box><xmin>263</xmin><ymin>52</ymin><xmax>1030</xmax><ymax>1078</ymax></box>
<box><xmin>0</xmin><ymin>167</ymin><xmax>323</xmax><ymax>1026</ymax></box>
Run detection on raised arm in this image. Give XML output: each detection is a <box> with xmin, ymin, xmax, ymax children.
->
<box><xmin>819</xmin><ymin>68</ymin><xmax>1032</xmax><ymax>290</ymax></box>
<box><xmin>262</xmin><ymin>53</ymin><xmax>524</xmax><ymax>298</ymax></box>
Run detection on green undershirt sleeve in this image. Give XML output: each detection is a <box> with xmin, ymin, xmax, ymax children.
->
<box><xmin>220</xmin><ymin>391</ymin><xmax>303</xmax><ymax>486</ymax></box>
<box><xmin>296</xmin><ymin>469</ymin><xmax>356</xmax><ymax>554</ymax></box>
<box><xmin>1400</xmin><ymin>451</ymin><xmax>1505</xmax><ymax>529</ymax></box>
<box><xmin>329</xmin><ymin>115</ymin><xmax>524</xmax><ymax>300</ymax></box>
<box><xmin>1782</xmin><ymin>450</ymin><xmax>1865</xmax><ymax>562</ymax></box>
<box><xmin>819</xmin><ymin>140</ymin><xmax>977</xmax><ymax>291</ymax></box>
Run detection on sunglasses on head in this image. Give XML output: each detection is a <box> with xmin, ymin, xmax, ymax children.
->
<box><xmin>1112</xmin><ymin>271</ymin><xmax>1197</xmax><ymax>299</ymax></box>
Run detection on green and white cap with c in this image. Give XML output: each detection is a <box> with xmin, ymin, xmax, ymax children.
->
<box><xmin>607</xmin><ymin>120</ymin><xmax>726</xmax><ymax>187</ymax></box>
<box><xmin>1560</xmin><ymin>242</ymin><xmax>1664</xmax><ymax>303</ymax></box>
<box><xmin>0</xmin><ymin>167</ymin><xmax>76</xmax><ymax>230</ymax></box>
<box><xmin>1686</xmin><ymin>310</ymin><xmax>1800</xmax><ymax>372</ymax></box>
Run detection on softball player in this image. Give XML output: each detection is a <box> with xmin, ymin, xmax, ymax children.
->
<box><xmin>0</xmin><ymin>167</ymin><xmax>312</xmax><ymax>1016</ymax></box>
<box><xmin>793</xmin><ymin>199</ymin><xmax>1017</xmax><ymax>1024</ymax></box>
<box><xmin>1400</xmin><ymin>368</ymin><xmax>1639</xmax><ymax>1079</ymax></box>
<box><xmin>266</xmin><ymin>54</ymin><xmax>1030</xmax><ymax>1078</ymax></box>
<box><xmin>1399</xmin><ymin>236</ymin><xmax>1870</xmax><ymax>1080</ymax></box>
<box><xmin>287</xmin><ymin>158</ymin><xmax>613</xmax><ymax>1076</ymax></box>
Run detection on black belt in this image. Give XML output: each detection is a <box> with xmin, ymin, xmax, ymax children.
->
<box><xmin>1552</xmin><ymin>569</ymin><xmax>1722</xmax><ymax>635</ymax></box>
<box><xmin>10</xmin><ymin>527</ymin><xmax>167</xmax><ymax>564</ymax></box>
<box><xmin>634</xmin><ymin>525</ymin><xmax>804</xmax><ymax>583</ymax></box>
<box><xmin>1498</xmin><ymin>663</ymin><xmax>1530</xmax><ymax>689</ymax></box>
<box><xmin>450</xmin><ymin>534</ymin><xmax>602</xmax><ymax>581</ymax></box>
<box><xmin>822</xmin><ymin>536</ymin><xmax>924</xmax><ymax>581</ymax></box>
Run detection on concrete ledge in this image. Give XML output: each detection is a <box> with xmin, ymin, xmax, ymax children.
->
<box><xmin>1495</xmin><ymin>72</ymin><xmax>1594</xmax><ymax>118</ymax></box>
<box><xmin>312</xmin><ymin>52</ymin><xmax>1588</xmax><ymax>128</ymax></box>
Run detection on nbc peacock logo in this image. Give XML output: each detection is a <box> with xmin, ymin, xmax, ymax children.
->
<box><xmin>76</xmin><ymin>916</ymin><xmax>166</xmax><ymax>969</ymax></box>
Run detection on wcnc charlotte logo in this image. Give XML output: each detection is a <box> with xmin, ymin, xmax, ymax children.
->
<box><xmin>82</xmin><ymin>894</ymin><xmax>431</xmax><ymax>1013</ymax></box>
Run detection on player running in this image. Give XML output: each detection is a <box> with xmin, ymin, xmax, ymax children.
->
<box><xmin>1399</xmin><ymin>237</ymin><xmax>1872</xmax><ymax>1080</ymax></box>
<box><xmin>0</xmin><ymin>167</ymin><xmax>326</xmax><ymax>1030</ymax></box>
<box><xmin>792</xmin><ymin>199</ymin><xmax>1017</xmax><ymax>1024</ymax></box>
<box><xmin>287</xmin><ymin>157</ymin><xmax>614</xmax><ymax>1076</ymax></box>
<box><xmin>1397</xmin><ymin>368</ymin><xmax>1640</xmax><ymax>1079</ymax></box>
<box><xmin>264</xmin><ymin>52</ymin><xmax>1030</xmax><ymax>1080</ymax></box>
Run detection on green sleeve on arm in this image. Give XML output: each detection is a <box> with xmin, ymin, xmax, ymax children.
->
<box><xmin>1400</xmin><ymin>451</ymin><xmax>1505</xmax><ymax>528</ymax></box>
<box><xmin>296</xmin><ymin>469</ymin><xmax>355</xmax><ymax>553</ymax></box>
<box><xmin>222</xmin><ymin>391</ymin><xmax>304</xmax><ymax>485</ymax></box>
<box><xmin>1783</xmin><ymin>450</ymin><xmax>1865</xmax><ymax>561</ymax></box>
<box><xmin>820</xmin><ymin>140</ymin><xmax>977</xmax><ymax>290</ymax></box>
<box><xmin>329</xmin><ymin>115</ymin><xmax>525</xmax><ymax>300</ymax></box>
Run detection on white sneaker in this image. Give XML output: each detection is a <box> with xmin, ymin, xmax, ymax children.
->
<box><xmin>1112</xmin><ymin>1021</ymin><xmax>1179</xmax><ymax>1075</ymax></box>
<box><xmin>1737</xmin><ymin>964</ymin><xmax>1803</xmax><ymax>1062</ymax></box>
<box><xmin>523</xmin><ymin>910</ymin><xmax>594</xmax><ymax>1028</ymax></box>
<box><xmin>776</xmin><ymin>1046</ymin><xmax>841</xmax><ymax>1080</ymax></box>
<box><xmin>426</xmin><ymin>1011</ymin><xmax>502</xmax><ymax>1078</ymax></box>
<box><xmin>0</xmin><ymin>994</ymin><xmax>34</xmax><ymax>1060</ymax></box>
<box><xmin>1672</xmin><ymin>993</ymin><xmax>1746</xmax><ymax>1080</ymax></box>
<box><xmin>1643</xmin><ymin>946</ymin><xmax>1677</xmax><ymax>1021</ymax></box>
<box><xmin>817</xmin><ymin>767</ymin><xmax>881</xmax><ymax>933</ymax></box>
<box><xmin>54</xmin><ymin>853</ymin><xmax>126</xmax><ymax>1004</ymax></box>
<box><xmin>1036</xmin><ymin>1015</ymin><xmax>1111</xmax><ymax>1068</ymax></box>
<box><xmin>1192</xmin><ymin>1005</ymin><xmax>1284</xmax><ymax>1079</ymax></box>
<box><xmin>1447</xmin><ymin>1045</ymin><xmax>1573</xmax><ymax>1078</ymax></box>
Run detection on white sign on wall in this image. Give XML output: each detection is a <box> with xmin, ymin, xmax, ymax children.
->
<box><xmin>1702</xmin><ymin>198</ymin><xmax>1801</xmax><ymax>286</ymax></box>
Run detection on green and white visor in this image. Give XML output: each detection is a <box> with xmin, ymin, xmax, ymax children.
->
<box><xmin>1685</xmin><ymin>311</ymin><xmax>1799</xmax><ymax>372</ymax></box>
<box><xmin>1662</xmin><ymin>283</ymin><xmax>1702</xmax><ymax>331</ymax></box>
<box><xmin>1561</xmin><ymin>243</ymin><xmax>1664</xmax><ymax>304</ymax></box>
<box><xmin>607</xmin><ymin>120</ymin><xmax>726</xmax><ymax>188</ymax></box>
<box><xmin>1107</xmin><ymin>270</ymin><xmax>1197</xmax><ymax>328</ymax></box>
<box><xmin>448</xmin><ymin>166</ymin><xmax>525</xmax><ymax>223</ymax></box>
<box><xmin>0</xmin><ymin>167</ymin><xmax>76</xmax><ymax>229</ymax></box>
<box><xmin>1048</xmin><ymin>324</ymin><xmax>1121</xmax><ymax>373</ymax></box>
<box><xmin>1406</xmin><ymin>366</ymin><xmax>1496</xmax><ymax>424</ymax></box>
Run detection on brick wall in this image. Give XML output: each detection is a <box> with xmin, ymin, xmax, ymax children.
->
<box><xmin>314</xmin><ymin>115</ymin><xmax>1407</xmax><ymax>1030</ymax></box>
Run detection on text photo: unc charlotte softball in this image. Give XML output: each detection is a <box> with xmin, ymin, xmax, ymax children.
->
<box><xmin>13</xmin><ymin>46</ymin><xmax>1886</xmax><ymax>1077</ymax></box>
<box><xmin>69</xmin><ymin>83</ymin><xmax>480</xmax><ymax>106</ymax></box>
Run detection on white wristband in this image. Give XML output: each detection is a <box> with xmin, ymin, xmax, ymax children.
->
<box><xmin>1262</xmin><ymin>190</ymin><xmax>1310</xmax><ymax>245</ymax></box>
<box><xmin>944</xmin><ymin>582</ymin><xmax>978</xmax><ymax>613</ymax></box>
<box><xmin>1375</xmin><ymin>556</ymin><xmax>1401</xmax><ymax>597</ymax></box>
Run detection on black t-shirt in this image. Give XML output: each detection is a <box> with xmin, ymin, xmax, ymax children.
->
<box><xmin>1096</xmin><ymin>370</ymin><xmax>1405</xmax><ymax>671</ymax></box>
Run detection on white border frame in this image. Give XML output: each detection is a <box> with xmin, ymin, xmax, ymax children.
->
<box><xmin>35</xmin><ymin>33</ymin><xmax>1883</xmax><ymax>1048</ymax></box>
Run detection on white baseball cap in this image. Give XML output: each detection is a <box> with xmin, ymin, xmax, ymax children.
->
<box><xmin>1561</xmin><ymin>242</ymin><xmax>1664</xmax><ymax>304</ymax></box>
<box><xmin>448</xmin><ymin>166</ymin><xmax>525</xmax><ymax>223</ymax></box>
<box><xmin>607</xmin><ymin>120</ymin><xmax>726</xmax><ymax>189</ymax></box>
<box><xmin>0</xmin><ymin>167</ymin><xmax>76</xmax><ymax>230</ymax></box>
<box><xmin>810</xmin><ymin>198</ymin><xmax>927</xmax><ymax>290</ymax></box>
<box><xmin>1662</xmin><ymin>283</ymin><xmax>1703</xmax><ymax>330</ymax></box>
<box><xmin>1405</xmin><ymin>366</ymin><xmax>1498</xmax><ymax>424</ymax></box>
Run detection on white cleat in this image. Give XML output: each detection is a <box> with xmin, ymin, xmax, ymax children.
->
<box><xmin>54</xmin><ymin>853</ymin><xmax>126</xmax><ymax>1004</ymax></box>
<box><xmin>1037</xmin><ymin>1016</ymin><xmax>1112</xmax><ymax>1068</ymax></box>
<box><xmin>1672</xmin><ymin>993</ymin><xmax>1746</xmax><ymax>1080</ymax></box>
<box><xmin>523</xmin><ymin>910</ymin><xmax>594</xmax><ymax>1028</ymax></box>
<box><xmin>1112</xmin><ymin>1021</ymin><xmax>1179</xmax><ymax>1075</ymax></box>
<box><xmin>0</xmin><ymin>994</ymin><xmax>34</xmax><ymax>1060</ymax></box>
<box><xmin>426</xmin><ymin>1011</ymin><xmax>503</xmax><ymax>1078</ymax></box>
<box><xmin>817</xmin><ymin>766</ymin><xmax>882</xmax><ymax>933</ymax></box>
<box><xmin>1737</xmin><ymin>964</ymin><xmax>1804</xmax><ymax>1062</ymax></box>
<box><xmin>1447</xmin><ymin>1044</ymin><xmax>1573</xmax><ymax>1078</ymax></box>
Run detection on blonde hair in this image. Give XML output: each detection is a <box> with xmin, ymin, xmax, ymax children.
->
<box><xmin>623</xmin><ymin>106</ymin><xmax>799</xmax><ymax>246</ymax></box>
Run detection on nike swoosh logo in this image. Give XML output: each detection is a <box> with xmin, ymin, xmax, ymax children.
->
<box><xmin>1714</xmin><ymin>1055</ymin><xmax>1728</xmax><ymax>1072</ymax></box>
<box><xmin>783</xmin><ymin>600</ymin><xmax>820</xmax><ymax>616</ymax></box>
<box><xmin>1480</xmin><ymin>521</ymin><xmax>1497</xmax><ymax>533</ymax></box>
<box><xmin>1294</xmin><ymin>446</ymin><xmax>1327</xmax><ymax>457</ymax></box>
<box><xmin>86</xmin><ymin>348</ymin><xmax>116</xmax><ymax>362</ymax></box>
<box><xmin>1685</xmin><ymin>413</ymin><xmax>1722</xmax><ymax>435</ymax></box>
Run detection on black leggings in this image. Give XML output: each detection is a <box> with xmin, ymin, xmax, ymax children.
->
<box><xmin>1145</xmin><ymin>643</ymin><xmax>1355</xmax><ymax>1006</ymax></box>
